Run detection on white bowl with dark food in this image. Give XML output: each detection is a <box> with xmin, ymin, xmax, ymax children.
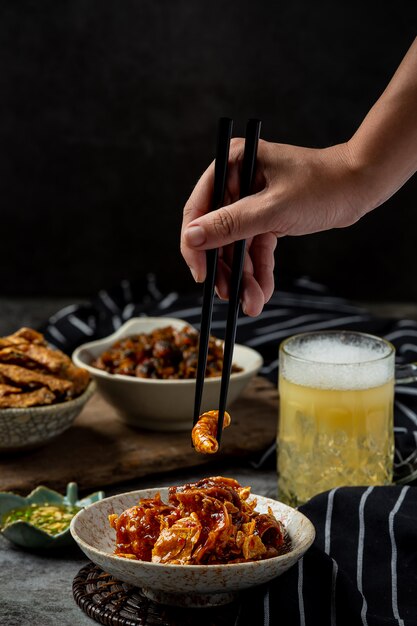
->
<box><xmin>71</xmin><ymin>477</ymin><xmax>315</xmax><ymax>607</ymax></box>
<box><xmin>0</xmin><ymin>327</ymin><xmax>93</xmax><ymax>452</ymax></box>
<box><xmin>72</xmin><ymin>317</ymin><xmax>263</xmax><ymax>431</ymax></box>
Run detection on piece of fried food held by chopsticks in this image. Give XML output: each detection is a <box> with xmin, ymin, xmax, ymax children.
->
<box><xmin>192</xmin><ymin>410</ymin><xmax>231</xmax><ymax>454</ymax></box>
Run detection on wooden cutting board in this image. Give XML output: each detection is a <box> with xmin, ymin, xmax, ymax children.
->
<box><xmin>0</xmin><ymin>377</ymin><xmax>278</xmax><ymax>494</ymax></box>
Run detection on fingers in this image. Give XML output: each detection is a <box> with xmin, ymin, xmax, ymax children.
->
<box><xmin>240</xmin><ymin>271</ymin><xmax>266</xmax><ymax>317</ymax></box>
<box><xmin>215</xmin><ymin>256</ymin><xmax>231</xmax><ymax>300</ymax></box>
<box><xmin>180</xmin><ymin>162</ymin><xmax>215</xmax><ymax>282</ymax></box>
<box><xmin>216</xmin><ymin>258</ymin><xmax>265</xmax><ymax>317</ymax></box>
<box><xmin>215</xmin><ymin>241</ymin><xmax>253</xmax><ymax>300</ymax></box>
<box><xmin>239</xmin><ymin>237</ymin><xmax>275</xmax><ymax>317</ymax></box>
<box><xmin>214</xmin><ymin>236</ymin><xmax>277</xmax><ymax>317</ymax></box>
<box><xmin>180</xmin><ymin>138</ymin><xmax>246</xmax><ymax>283</ymax></box>
<box><xmin>183</xmin><ymin>192</ymin><xmax>273</xmax><ymax>255</ymax></box>
<box><xmin>181</xmin><ymin>137</ymin><xmax>274</xmax><ymax>302</ymax></box>
<box><xmin>248</xmin><ymin>233</ymin><xmax>277</xmax><ymax>304</ymax></box>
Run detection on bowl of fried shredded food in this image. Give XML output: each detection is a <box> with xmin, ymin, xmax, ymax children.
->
<box><xmin>72</xmin><ymin>317</ymin><xmax>263</xmax><ymax>431</ymax></box>
<box><xmin>0</xmin><ymin>327</ymin><xmax>94</xmax><ymax>451</ymax></box>
<box><xmin>70</xmin><ymin>476</ymin><xmax>315</xmax><ymax>607</ymax></box>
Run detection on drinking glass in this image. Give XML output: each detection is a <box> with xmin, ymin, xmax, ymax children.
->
<box><xmin>277</xmin><ymin>330</ymin><xmax>417</xmax><ymax>507</ymax></box>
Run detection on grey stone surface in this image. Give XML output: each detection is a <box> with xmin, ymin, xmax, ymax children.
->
<box><xmin>0</xmin><ymin>539</ymin><xmax>92</xmax><ymax>626</ymax></box>
<box><xmin>0</xmin><ymin>466</ymin><xmax>277</xmax><ymax>626</ymax></box>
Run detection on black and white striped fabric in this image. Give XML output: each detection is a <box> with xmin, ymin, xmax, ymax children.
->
<box><xmin>238</xmin><ymin>485</ymin><xmax>416</xmax><ymax>626</ymax></box>
<box><xmin>42</xmin><ymin>276</ymin><xmax>417</xmax><ymax>625</ymax></box>
<box><xmin>43</xmin><ymin>275</ymin><xmax>417</xmax><ymax>486</ymax></box>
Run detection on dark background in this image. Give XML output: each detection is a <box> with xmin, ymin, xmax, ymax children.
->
<box><xmin>1</xmin><ymin>1</ymin><xmax>416</xmax><ymax>301</ymax></box>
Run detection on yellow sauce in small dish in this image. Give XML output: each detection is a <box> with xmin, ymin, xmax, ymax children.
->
<box><xmin>2</xmin><ymin>503</ymin><xmax>80</xmax><ymax>535</ymax></box>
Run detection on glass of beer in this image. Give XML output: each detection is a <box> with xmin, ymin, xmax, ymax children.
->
<box><xmin>277</xmin><ymin>331</ymin><xmax>396</xmax><ymax>507</ymax></box>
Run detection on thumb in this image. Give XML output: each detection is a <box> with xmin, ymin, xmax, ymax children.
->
<box><xmin>183</xmin><ymin>193</ymin><xmax>271</xmax><ymax>250</ymax></box>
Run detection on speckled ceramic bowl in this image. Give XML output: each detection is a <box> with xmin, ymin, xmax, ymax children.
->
<box><xmin>0</xmin><ymin>482</ymin><xmax>104</xmax><ymax>550</ymax></box>
<box><xmin>72</xmin><ymin>317</ymin><xmax>263</xmax><ymax>431</ymax></box>
<box><xmin>70</xmin><ymin>487</ymin><xmax>315</xmax><ymax>607</ymax></box>
<box><xmin>0</xmin><ymin>381</ymin><xmax>96</xmax><ymax>452</ymax></box>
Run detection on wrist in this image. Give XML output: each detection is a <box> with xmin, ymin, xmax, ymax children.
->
<box><xmin>315</xmin><ymin>143</ymin><xmax>374</xmax><ymax>225</ymax></box>
<box><xmin>336</xmin><ymin>139</ymin><xmax>387</xmax><ymax>217</ymax></box>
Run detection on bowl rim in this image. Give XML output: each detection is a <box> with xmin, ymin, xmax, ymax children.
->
<box><xmin>70</xmin><ymin>487</ymin><xmax>316</xmax><ymax>570</ymax></box>
<box><xmin>0</xmin><ymin>379</ymin><xmax>96</xmax><ymax>415</ymax></box>
<box><xmin>72</xmin><ymin>317</ymin><xmax>264</xmax><ymax>385</ymax></box>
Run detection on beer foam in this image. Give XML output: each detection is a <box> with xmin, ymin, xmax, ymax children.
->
<box><xmin>281</xmin><ymin>335</ymin><xmax>394</xmax><ymax>390</ymax></box>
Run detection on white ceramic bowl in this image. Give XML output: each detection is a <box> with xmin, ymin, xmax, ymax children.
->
<box><xmin>71</xmin><ymin>487</ymin><xmax>315</xmax><ymax>607</ymax></box>
<box><xmin>0</xmin><ymin>381</ymin><xmax>96</xmax><ymax>452</ymax></box>
<box><xmin>72</xmin><ymin>317</ymin><xmax>263</xmax><ymax>431</ymax></box>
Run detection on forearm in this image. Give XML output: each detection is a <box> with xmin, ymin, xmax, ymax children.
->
<box><xmin>347</xmin><ymin>37</ymin><xmax>417</xmax><ymax>210</ymax></box>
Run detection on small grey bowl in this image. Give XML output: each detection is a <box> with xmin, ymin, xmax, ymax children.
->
<box><xmin>0</xmin><ymin>482</ymin><xmax>104</xmax><ymax>550</ymax></box>
<box><xmin>0</xmin><ymin>381</ymin><xmax>95</xmax><ymax>452</ymax></box>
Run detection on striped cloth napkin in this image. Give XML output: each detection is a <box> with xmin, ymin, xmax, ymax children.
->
<box><xmin>238</xmin><ymin>485</ymin><xmax>416</xmax><ymax>626</ymax></box>
<box><xmin>43</xmin><ymin>275</ymin><xmax>417</xmax><ymax>486</ymax></box>
<box><xmin>43</xmin><ymin>277</ymin><xmax>417</xmax><ymax>625</ymax></box>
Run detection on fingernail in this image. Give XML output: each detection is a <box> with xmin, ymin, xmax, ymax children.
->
<box><xmin>214</xmin><ymin>286</ymin><xmax>222</xmax><ymax>299</ymax></box>
<box><xmin>190</xmin><ymin>267</ymin><xmax>199</xmax><ymax>282</ymax></box>
<box><xmin>241</xmin><ymin>301</ymin><xmax>248</xmax><ymax>315</ymax></box>
<box><xmin>185</xmin><ymin>225</ymin><xmax>206</xmax><ymax>247</ymax></box>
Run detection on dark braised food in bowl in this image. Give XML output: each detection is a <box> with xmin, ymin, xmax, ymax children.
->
<box><xmin>91</xmin><ymin>325</ymin><xmax>243</xmax><ymax>379</ymax></box>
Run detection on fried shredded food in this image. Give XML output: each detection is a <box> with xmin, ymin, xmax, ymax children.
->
<box><xmin>0</xmin><ymin>386</ymin><xmax>56</xmax><ymax>408</ymax></box>
<box><xmin>109</xmin><ymin>476</ymin><xmax>290</xmax><ymax>565</ymax></box>
<box><xmin>0</xmin><ymin>327</ymin><xmax>90</xmax><ymax>407</ymax></box>
<box><xmin>92</xmin><ymin>325</ymin><xmax>242</xmax><ymax>379</ymax></box>
<box><xmin>192</xmin><ymin>410</ymin><xmax>231</xmax><ymax>454</ymax></box>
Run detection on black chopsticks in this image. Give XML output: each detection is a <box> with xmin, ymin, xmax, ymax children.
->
<box><xmin>192</xmin><ymin>118</ymin><xmax>233</xmax><ymax>429</ymax></box>
<box><xmin>192</xmin><ymin>118</ymin><xmax>262</xmax><ymax>447</ymax></box>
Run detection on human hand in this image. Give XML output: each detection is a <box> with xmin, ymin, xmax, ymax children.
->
<box><xmin>181</xmin><ymin>138</ymin><xmax>367</xmax><ymax>316</ymax></box>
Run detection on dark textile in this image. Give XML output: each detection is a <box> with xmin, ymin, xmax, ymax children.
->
<box><xmin>240</xmin><ymin>486</ymin><xmax>417</xmax><ymax>626</ymax></box>
<box><xmin>42</xmin><ymin>277</ymin><xmax>417</xmax><ymax>625</ymax></box>
<box><xmin>42</xmin><ymin>276</ymin><xmax>417</xmax><ymax>485</ymax></box>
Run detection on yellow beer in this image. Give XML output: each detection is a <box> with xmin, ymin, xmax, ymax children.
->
<box><xmin>277</xmin><ymin>332</ymin><xmax>395</xmax><ymax>507</ymax></box>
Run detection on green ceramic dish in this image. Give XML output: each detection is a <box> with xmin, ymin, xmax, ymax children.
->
<box><xmin>0</xmin><ymin>482</ymin><xmax>104</xmax><ymax>550</ymax></box>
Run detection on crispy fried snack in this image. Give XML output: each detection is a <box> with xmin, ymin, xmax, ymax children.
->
<box><xmin>0</xmin><ymin>327</ymin><xmax>90</xmax><ymax>407</ymax></box>
<box><xmin>0</xmin><ymin>364</ymin><xmax>73</xmax><ymax>395</ymax></box>
<box><xmin>0</xmin><ymin>383</ymin><xmax>21</xmax><ymax>397</ymax></box>
<box><xmin>191</xmin><ymin>410</ymin><xmax>231</xmax><ymax>454</ymax></box>
<box><xmin>109</xmin><ymin>476</ymin><xmax>289</xmax><ymax>565</ymax></box>
<box><xmin>3</xmin><ymin>328</ymin><xmax>45</xmax><ymax>345</ymax></box>
<box><xmin>0</xmin><ymin>387</ymin><xmax>55</xmax><ymax>408</ymax></box>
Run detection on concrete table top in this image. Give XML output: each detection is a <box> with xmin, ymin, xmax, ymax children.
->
<box><xmin>0</xmin><ymin>466</ymin><xmax>278</xmax><ymax>626</ymax></box>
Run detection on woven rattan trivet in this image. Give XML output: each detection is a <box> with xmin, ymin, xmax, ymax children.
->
<box><xmin>73</xmin><ymin>562</ymin><xmax>241</xmax><ymax>626</ymax></box>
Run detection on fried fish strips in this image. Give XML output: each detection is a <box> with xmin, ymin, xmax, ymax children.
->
<box><xmin>4</xmin><ymin>328</ymin><xmax>46</xmax><ymax>346</ymax></box>
<box><xmin>0</xmin><ymin>383</ymin><xmax>21</xmax><ymax>397</ymax></box>
<box><xmin>0</xmin><ymin>387</ymin><xmax>55</xmax><ymax>408</ymax></box>
<box><xmin>0</xmin><ymin>364</ymin><xmax>73</xmax><ymax>396</ymax></box>
<box><xmin>61</xmin><ymin>363</ymin><xmax>91</xmax><ymax>397</ymax></box>
<box><xmin>0</xmin><ymin>340</ymin><xmax>72</xmax><ymax>373</ymax></box>
<box><xmin>0</xmin><ymin>327</ymin><xmax>90</xmax><ymax>407</ymax></box>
